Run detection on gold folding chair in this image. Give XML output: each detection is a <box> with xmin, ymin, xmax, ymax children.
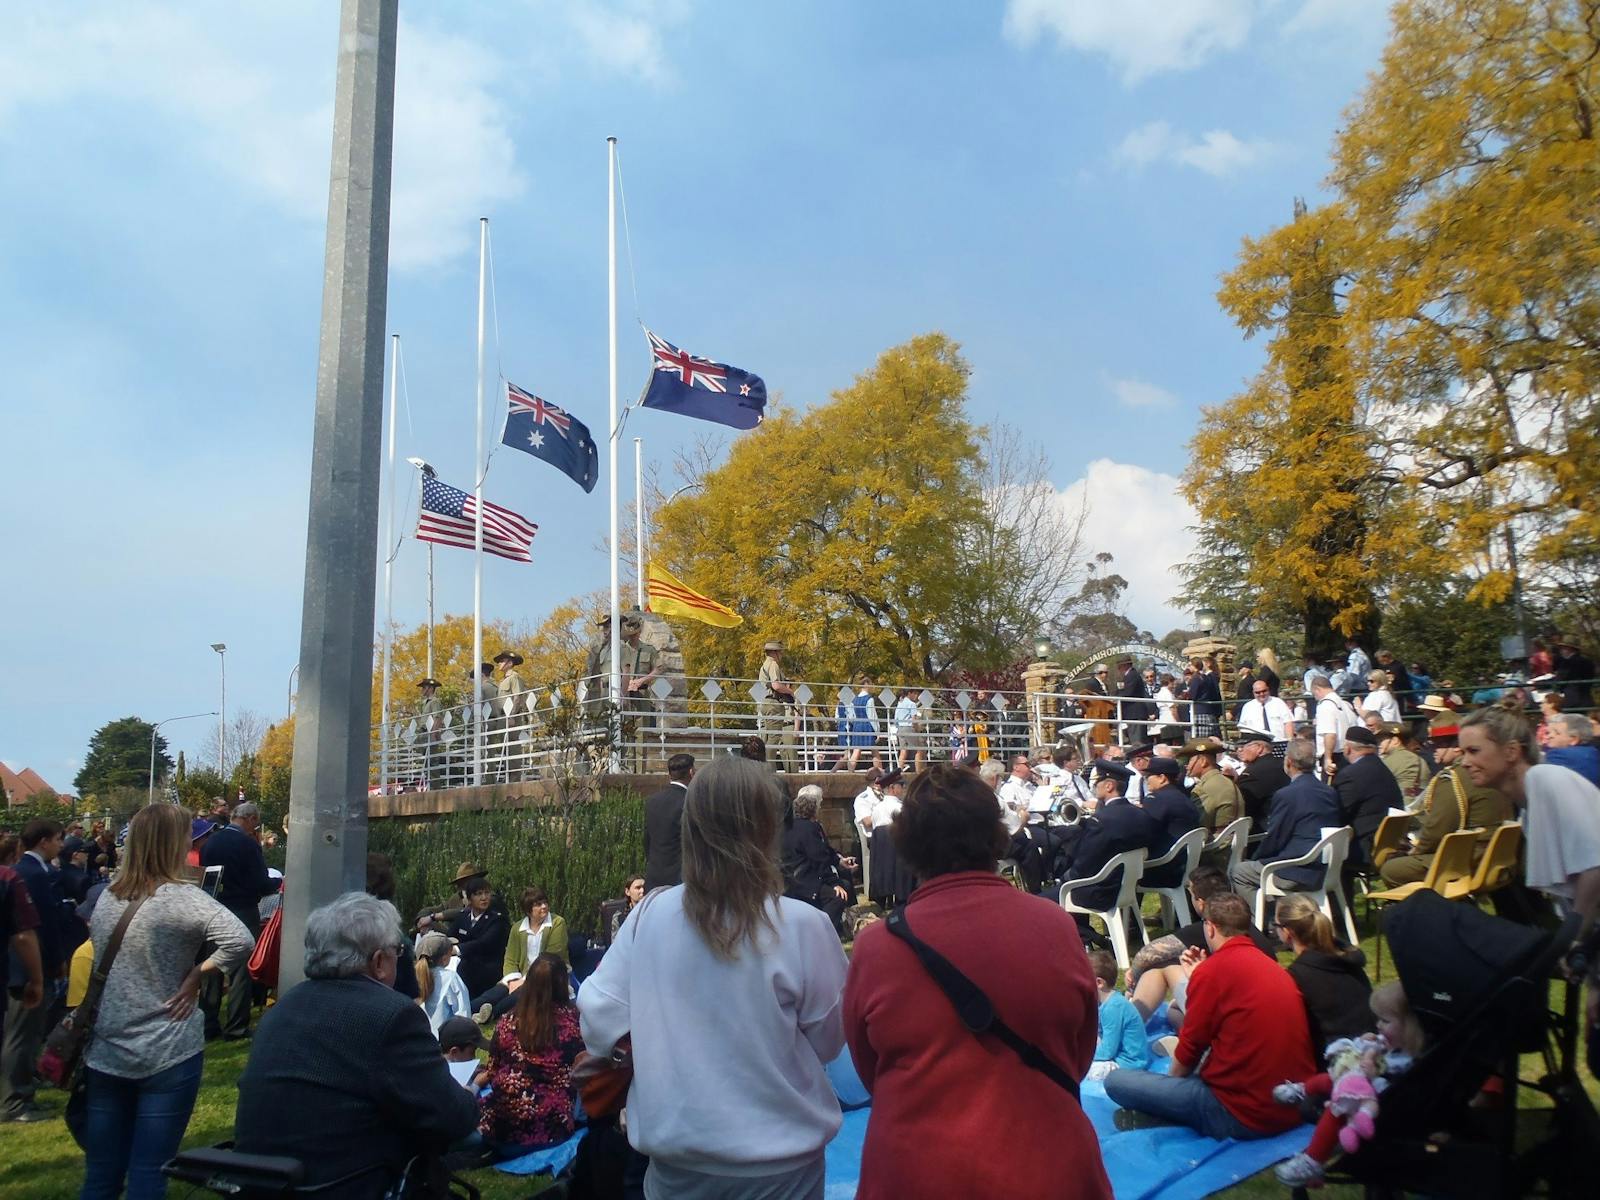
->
<box><xmin>1369</xmin><ymin>812</ymin><xmax>1413</xmax><ymax>871</ymax></box>
<box><xmin>1441</xmin><ymin>822</ymin><xmax>1522</xmax><ymax>902</ymax></box>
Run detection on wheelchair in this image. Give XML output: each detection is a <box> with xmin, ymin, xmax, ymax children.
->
<box><xmin>162</xmin><ymin>1143</ymin><xmax>482</xmax><ymax>1200</ymax></box>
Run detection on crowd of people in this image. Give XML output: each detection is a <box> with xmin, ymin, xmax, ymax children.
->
<box><xmin>2</xmin><ymin>633</ymin><xmax>1597</xmax><ymax>1200</ymax></box>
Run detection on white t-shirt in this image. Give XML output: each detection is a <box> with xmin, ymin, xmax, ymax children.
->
<box><xmin>1362</xmin><ymin>689</ymin><xmax>1401</xmax><ymax>724</ymax></box>
<box><xmin>1155</xmin><ymin>687</ymin><xmax>1177</xmax><ymax>725</ymax></box>
<box><xmin>577</xmin><ymin>887</ymin><xmax>846</xmax><ymax>1173</ymax></box>
<box><xmin>997</xmin><ymin>774</ymin><xmax>1036</xmax><ymax>819</ymax></box>
<box><xmin>1315</xmin><ymin>694</ymin><xmax>1359</xmax><ymax>753</ymax></box>
<box><xmin>870</xmin><ymin>795</ymin><xmax>902</xmax><ymax>829</ymax></box>
<box><xmin>1523</xmin><ymin>764</ymin><xmax>1600</xmax><ymax>906</ymax></box>
<box><xmin>1239</xmin><ymin>696</ymin><xmax>1295</xmax><ymax>740</ymax></box>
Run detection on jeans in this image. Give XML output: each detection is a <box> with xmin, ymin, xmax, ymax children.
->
<box><xmin>1103</xmin><ymin>1069</ymin><xmax>1260</xmax><ymax>1141</ymax></box>
<box><xmin>80</xmin><ymin>1052</ymin><xmax>205</xmax><ymax>1200</ymax></box>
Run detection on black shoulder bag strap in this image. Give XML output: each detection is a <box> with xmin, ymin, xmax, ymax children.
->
<box><xmin>885</xmin><ymin>907</ymin><xmax>1080</xmax><ymax>1102</ymax></box>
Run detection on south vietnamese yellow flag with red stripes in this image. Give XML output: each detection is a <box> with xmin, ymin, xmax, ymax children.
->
<box><xmin>645</xmin><ymin>561</ymin><xmax>744</xmax><ymax>628</ymax></box>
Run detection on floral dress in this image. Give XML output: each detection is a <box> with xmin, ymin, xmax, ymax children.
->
<box><xmin>478</xmin><ymin>1006</ymin><xmax>585</xmax><ymax>1150</ymax></box>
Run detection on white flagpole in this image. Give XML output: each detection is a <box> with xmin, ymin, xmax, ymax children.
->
<box><xmin>634</xmin><ymin>436</ymin><xmax>645</xmax><ymax>611</ymax></box>
<box><xmin>474</xmin><ymin>216</ymin><xmax>488</xmax><ymax>786</ymax></box>
<box><xmin>607</xmin><ymin>137</ymin><xmax>621</xmax><ymax>770</ymax></box>
<box><xmin>380</xmin><ymin>332</ymin><xmax>398</xmax><ymax>796</ymax></box>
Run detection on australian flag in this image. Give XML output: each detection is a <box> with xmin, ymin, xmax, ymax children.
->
<box><xmin>639</xmin><ymin>329</ymin><xmax>766</xmax><ymax>430</ymax></box>
<box><xmin>501</xmin><ymin>381</ymin><xmax>598</xmax><ymax>493</ymax></box>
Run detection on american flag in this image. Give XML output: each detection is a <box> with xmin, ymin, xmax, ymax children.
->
<box><xmin>416</xmin><ymin>476</ymin><xmax>537</xmax><ymax>563</ymax></box>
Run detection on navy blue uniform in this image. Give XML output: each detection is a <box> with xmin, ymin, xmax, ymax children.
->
<box><xmin>1253</xmin><ymin>773</ymin><xmax>1342</xmax><ymax>887</ymax></box>
<box><xmin>1058</xmin><ymin>798</ymin><xmax>1161</xmax><ymax>912</ymax></box>
<box><xmin>1140</xmin><ymin>784</ymin><xmax>1201</xmax><ymax>888</ymax></box>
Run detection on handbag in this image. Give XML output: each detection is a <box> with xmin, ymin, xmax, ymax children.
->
<box><xmin>885</xmin><ymin>906</ymin><xmax>1080</xmax><ymax>1102</ymax></box>
<box><xmin>40</xmin><ymin>894</ymin><xmax>147</xmax><ymax>1147</ymax></box>
<box><xmin>248</xmin><ymin>897</ymin><xmax>284</xmax><ymax>987</ymax></box>
<box><xmin>573</xmin><ymin>889</ymin><xmax>661</xmax><ymax>1119</ymax></box>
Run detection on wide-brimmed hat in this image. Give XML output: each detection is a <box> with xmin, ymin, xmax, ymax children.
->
<box><xmin>450</xmin><ymin>861</ymin><xmax>487</xmax><ymax>887</ymax></box>
<box><xmin>763</xmin><ymin>640</ymin><xmax>784</xmax><ymax>652</ymax></box>
<box><xmin>1416</xmin><ymin>694</ymin><xmax>1454</xmax><ymax>713</ymax></box>
<box><xmin>493</xmin><ymin>651</ymin><xmax>524</xmax><ymax>666</ymax></box>
<box><xmin>1551</xmin><ymin>633</ymin><xmax>1582</xmax><ymax>650</ymax></box>
<box><xmin>1175</xmin><ymin>737</ymin><xmax>1227</xmax><ymax>760</ymax></box>
<box><xmin>417</xmin><ymin>677</ymin><xmax>441</xmax><ymax>689</ymax></box>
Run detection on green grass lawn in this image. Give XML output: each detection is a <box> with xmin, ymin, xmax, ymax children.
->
<box><xmin>4</xmin><ymin>899</ymin><xmax>1592</xmax><ymax>1200</ymax></box>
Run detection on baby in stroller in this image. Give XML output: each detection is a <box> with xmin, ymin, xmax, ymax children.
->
<box><xmin>1270</xmin><ymin>982</ymin><xmax>1425</xmax><ymax>1187</ymax></box>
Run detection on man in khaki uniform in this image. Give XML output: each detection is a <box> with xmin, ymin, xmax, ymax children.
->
<box><xmin>1379</xmin><ymin>723</ymin><xmax>1430</xmax><ymax>808</ymax></box>
<box><xmin>756</xmin><ymin>641</ymin><xmax>797</xmax><ymax>773</ymax></box>
<box><xmin>417</xmin><ymin>677</ymin><xmax>443</xmax><ymax>788</ymax></box>
<box><xmin>1177</xmin><ymin>736</ymin><xmax>1241</xmax><ymax>836</ymax></box>
<box><xmin>493</xmin><ymin>651</ymin><xmax>526</xmax><ymax>780</ymax></box>
<box><xmin>1378</xmin><ymin>724</ymin><xmax>1512</xmax><ymax>885</ymax></box>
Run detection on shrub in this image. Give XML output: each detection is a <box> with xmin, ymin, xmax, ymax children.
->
<box><xmin>368</xmin><ymin>788</ymin><xmax>644</xmax><ymax>937</ymax></box>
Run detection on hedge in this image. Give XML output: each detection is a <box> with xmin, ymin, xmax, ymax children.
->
<box><xmin>368</xmin><ymin>789</ymin><xmax>645</xmax><ymax>937</ymax></box>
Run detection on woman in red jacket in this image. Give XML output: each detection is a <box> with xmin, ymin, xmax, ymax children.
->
<box><xmin>843</xmin><ymin>765</ymin><xmax>1112</xmax><ymax>1199</ymax></box>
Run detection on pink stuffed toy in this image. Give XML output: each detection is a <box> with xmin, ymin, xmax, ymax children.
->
<box><xmin>1328</xmin><ymin>1072</ymin><xmax>1380</xmax><ymax>1153</ymax></box>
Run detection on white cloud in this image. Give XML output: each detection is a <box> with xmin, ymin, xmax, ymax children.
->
<box><xmin>0</xmin><ymin>5</ymin><xmax>526</xmax><ymax>271</ymax></box>
<box><xmin>1002</xmin><ymin>0</ymin><xmax>1266</xmax><ymax>83</ymax></box>
<box><xmin>1113</xmin><ymin>120</ymin><xmax>1271</xmax><ymax>177</ymax></box>
<box><xmin>558</xmin><ymin>0</ymin><xmax>693</xmax><ymax>84</ymax></box>
<box><xmin>1284</xmin><ymin>0</ymin><xmax>1393</xmax><ymax>36</ymax></box>
<box><xmin>1107</xmin><ymin>376</ymin><xmax>1176</xmax><ymax>409</ymax></box>
<box><xmin>1058</xmin><ymin>460</ymin><xmax>1198</xmax><ymax>634</ymax></box>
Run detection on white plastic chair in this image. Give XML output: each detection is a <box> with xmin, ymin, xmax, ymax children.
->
<box><xmin>1137</xmin><ymin>828</ymin><xmax>1207</xmax><ymax>929</ymax></box>
<box><xmin>1258</xmin><ymin>825</ymin><xmax>1359</xmax><ymax>946</ymax></box>
<box><xmin>1059</xmin><ymin>848</ymin><xmax>1148</xmax><ymax>972</ymax></box>
<box><xmin>1206</xmin><ymin>816</ymin><xmax>1253</xmax><ymax>880</ymax></box>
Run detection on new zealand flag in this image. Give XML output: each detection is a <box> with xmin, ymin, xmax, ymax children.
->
<box><xmin>639</xmin><ymin>329</ymin><xmax>766</xmax><ymax>430</ymax></box>
<box><xmin>501</xmin><ymin>381</ymin><xmax>598</xmax><ymax>493</ymax></box>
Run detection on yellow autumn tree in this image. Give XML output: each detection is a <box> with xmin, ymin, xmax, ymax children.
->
<box><xmin>1188</xmin><ymin>0</ymin><xmax>1600</xmax><ymax>647</ymax></box>
<box><xmin>649</xmin><ymin>333</ymin><xmax>1089</xmax><ymax>682</ymax></box>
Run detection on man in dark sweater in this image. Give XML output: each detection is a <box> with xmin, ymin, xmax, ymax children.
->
<box><xmin>200</xmin><ymin>803</ymin><xmax>275</xmax><ymax>1039</ymax></box>
<box><xmin>1231</xmin><ymin>730</ymin><xmax>1290</xmax><ymax>828</ymax></box>
<box><xmin>236</xmin><ymin>893</ymin><xmax>477</xmax><ymax>1197</ymax></box>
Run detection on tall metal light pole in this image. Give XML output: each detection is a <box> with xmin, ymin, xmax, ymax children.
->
<box><xmin>149</xmin><ymin>712</ymin><xmax>217</xmax><ymax>805</ymax></box>
<box><xmin>211</xmin><ymin>643</ymin><xmax>227</xmax><ymax>777</ymax></box>
<box><xmin>281</xmin><ymin>0</ymin><xmax>398</xmax><ymax>994</ymax></box>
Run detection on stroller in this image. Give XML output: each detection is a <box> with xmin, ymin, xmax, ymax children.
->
<box><xmin>1302</xmin><ymin>890</ymin><xmax>1599</xmax><ymax>1198</ymax></box>
<box><xmin>162</xmin><ymin>1145</ymin><xmax>482</xmax><ymax>1200</ymax></box>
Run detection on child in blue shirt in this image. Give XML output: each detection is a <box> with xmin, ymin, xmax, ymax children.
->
<box><xmin>1087</xmin><ymin>949</ymin><xmax>1150</xmax><ymax>1082</ymax></box>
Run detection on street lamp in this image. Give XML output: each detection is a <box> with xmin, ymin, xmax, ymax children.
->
<box><xmin>1034</xmin><ymin>635</ymin><xmax>1054</xmax><ymax>661</ymax></box>
<box><xmin>149</xmin><ymin>712</ymin><xmax>217</xmax><ymax>804</ymax></box>
<box><xmin>1195</xmin><ymin>607</ymin><xmax>1217</xmax><ymax>636</ymax></box>
<box><xmin>211</xmin><ymin>643</ymin><xmax>227</xmax><ymax>777</ymax></box>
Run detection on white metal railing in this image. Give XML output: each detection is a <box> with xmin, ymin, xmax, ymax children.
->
<box><xmin>370</xmin><ymin>676</ymin><xmax>1043</xmax><ymax>792</ymax></box>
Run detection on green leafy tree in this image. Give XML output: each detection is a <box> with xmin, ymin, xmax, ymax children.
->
<box><xmin>75</xmin><ymin>717</ymin><xmax>171</xmax><ymax>796</ymax></box>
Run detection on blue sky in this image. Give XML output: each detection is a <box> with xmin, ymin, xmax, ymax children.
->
<box><xmin>0</xmin><ymin>0</ymin><xmax>1393</xmax><ymax>787</ymax></box>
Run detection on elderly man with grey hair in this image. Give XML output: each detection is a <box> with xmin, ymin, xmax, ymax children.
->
<box><xmin>199</xmin><ymin>801</ymin><xmax>277</xmax><ymax>1039</ymax></box>
<box><xmin>235</xmin><ymin>892</ymin><xmax>478</xmax><ymax>1197</ymax></box>
<box><xmin>781</xmin><ymin>784</ymin><xmax>855</xmax><ymax>935</ymax></box>
<box><xmin>1546</xmin><ymin>712</ymin><xmax>1600</xmax><ymax>787</ymax></box>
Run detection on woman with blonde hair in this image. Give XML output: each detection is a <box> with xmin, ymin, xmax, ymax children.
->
<box><xmin>579</xmin><ymin>756</ymin><xmax>848</xmax><ymax>1198</ymax></box>
<box><xmin>1275</xmin><ymin>894</ymin><xmax>1371</xmax><ymax>1063</ymax></box>
<box><xmin>414</xmin><ymin>931</ymin><xmax>471</xmax><ymax>1034</ymax></box>
<box><xmin>81</xmin><ymin>804</ymin><xmax>254</xmax><ymax>1200</ymax></box>
<box><xmin>1255</xmin><ymin>647</ymin><xmax>1282</xmax><ymax>695</ymax></box>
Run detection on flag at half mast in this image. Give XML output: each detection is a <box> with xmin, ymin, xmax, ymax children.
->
<box><xmin>645</xmin><ymin>561</ymin><xmax>743</xmax><ymax>628</ymax></box>
<box><xmin>417</xmin><ymin>475</ymin><xmax>537</xmax><ymax>563</ymax></box>
<box><xmin>501</xmin><ymin>381</ymin><xmax>599</xmax><ymax>493</ymax></box>
<box><xmin>639</xmin><ymin>329</ymin><xmax>766</xmax><ymax>430</ymax></box>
